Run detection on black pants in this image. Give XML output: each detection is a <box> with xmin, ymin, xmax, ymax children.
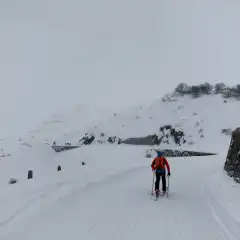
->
<box><xmin>155</xmin><ymin>173</ymin><xmax>166</xmax><ymax>192</ymax></box>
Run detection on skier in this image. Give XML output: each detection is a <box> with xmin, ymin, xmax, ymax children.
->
<box><xmin>151</xmin><ymin>151</ymin><xmax>171</xmax><ymax>196</ymax></box>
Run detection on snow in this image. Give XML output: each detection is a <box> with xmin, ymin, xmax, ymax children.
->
<box><xmin>0</xmin><ymin>104</ymin><xmax>114</xmax><ymax>160</ymax></box>
<box><xmin>51</xmin><ymin>94</ymin><xmax>237</xmax><ymax>153</ymax></box>
<box><xmin>4</xmin><ymin>93</ymin><xmax>238</xmax><ymax>158</ymax></box>
<box><xmin>0</xmin><ymin>143</ymin><xmax>239</xmax><ymax>240</ymax></box>
<box><xmin>0</xmin><ymin>91</ymin><xmax>239</xmax><ymax>239</ymax></box>
<box><xmin>206</xmin><ymin>164</ymin><xmax>240</xmax><ymax>240</ymax></box>
<box><xmin>1</xmin><ymin>0</ymin><xmax>240</xmax><ymax>238</ymax></box>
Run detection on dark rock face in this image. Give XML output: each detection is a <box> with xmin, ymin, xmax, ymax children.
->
<box><xmin>52</xmin><ymin>145</ymin><xmax>79</xmax><ymax>153</ymax></box>
<box><xmin>122</xmin><ymin>125</ymin><xmax>187</xmax><ymax>146</ymax></box>
<box><xmin>108</xmin><ymin>136</ymin><xmax>119</xmax><ymax>144</ymax></box>
<box><xmin>79</xmin><ymin>135</ymin><xmax>95</xmax><ymax>145</ymax></box>
<box><xmin>156</xmin><ymin>149</ymin><xmax>216</xmax><ymax>157</ymax></box>
<box><xmin>52</xmin><ymin>124</ymin><xmax>188</xmax><ymax>152</ymax></box>
<box><xmin>52</xmin><ymin>133</ymin><xmax>122</xmax><ymax>153</ymax></box>
<box><xmin>224</xmin><ymin>127</ymin><xmax>240</xmax><ymax>183</ymax></box>
<box><xmin>145</xmin><ymin>148</ymin><xmax>216</xmax><ymax>158</ymax></box>
<box><xmin>28</xmin><ymin>170</ymin><xmax>33</xmax><ymax>179</ymax></box>
<box><xmin>122</xmin><ymin>136</ymin><xmax>156</xmax><ymax>146</ymax></box>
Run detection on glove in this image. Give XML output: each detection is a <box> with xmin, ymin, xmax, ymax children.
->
<box><xmin>167</xmin><ymin>172</ymin><xmax>171</xmax><ymax>176</ymax></box>
<box><xmin>151</xmin><ymin>166</ymin><xmax>155</xmax><ymax>171</ymax></box>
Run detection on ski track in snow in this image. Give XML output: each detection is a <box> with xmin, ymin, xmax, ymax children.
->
<box><xmin>1</xmin><ymin>154</ymin><xmax>238</xmax><ymax>240</ymax></box>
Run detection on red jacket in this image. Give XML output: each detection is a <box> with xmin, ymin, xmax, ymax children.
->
<box><xmin>151</xmin><ymin>156</ymin><xmax>170</xmax><ymax>173</ymax></box>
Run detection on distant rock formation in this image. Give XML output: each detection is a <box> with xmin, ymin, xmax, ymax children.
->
<box><xmin>122</xmin><ymin>125</ymin><xmax>187</xmax><ymax>146</ymax></box>
<box><xmin>145</xmin><ymin>148</ymin><xmax>216</xmax><ymax>158</ymax></box>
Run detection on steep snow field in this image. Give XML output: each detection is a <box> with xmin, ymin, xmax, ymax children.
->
<box><xmin>0</xmin><ymin>145</ymin><xmax>240</xmax><ymax>240</ymax></box>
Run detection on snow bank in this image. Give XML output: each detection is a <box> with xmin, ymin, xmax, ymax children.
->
<box><xmin>206</xmin><ymin>159</ymin><xmax>240</xmax><ymax>240</ymax></box>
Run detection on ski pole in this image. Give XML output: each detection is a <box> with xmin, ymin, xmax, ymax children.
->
<box><xmin>151</xmin><ymin>171</ymin><xmax>155</xmax><ymax>195</ymax></box>
<box><xmin>167</xmin><ymin>175</ymin><xmax>170</xmax><ymax>198</ymax></box>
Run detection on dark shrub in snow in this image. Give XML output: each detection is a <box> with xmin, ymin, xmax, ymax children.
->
<box><xmin>172</xmin><ymin>82</ymin><xmax>240</xmax><ymax>100</ymax></box>
<box><xmin>221</xmin><ymin>129</ymin><xmax>232</xmax><ymax>136</ymax></box>
<box><xmin>199</xmin><ymin>83</ymin><xmax>213</xmax><ymax>94</ymax></box>
<box><xmin>191</xmin><ymin>86</ymin><xmax>201</xmax><ymax>98</ymax></box>
<box><xmin>175</xmin><ymin>83</ymin><xmax>189</xmax><ymax>94</ymax></box>
<box><xmin>214</xmin><ymin>83</ymin><xmax>226</xmax><ymax>94</ymax></box>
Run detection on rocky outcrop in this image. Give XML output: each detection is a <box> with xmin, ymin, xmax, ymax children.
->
<box><xmin>52</xmin><ymin>133</ymin><xmax>122</xmax><ymax>153</ymax></box>
<box><xmin>122</xmin><ymin>125</ymin><xmax>187</xmax><ymax>146</ymax></box>
<box><xmin>145</xmin><ymin>148</ymin><xmax>216</xmax><ymax>158</ymax></box>
<box><xmin>52</xmin><ymin>144</ymin><xmax>80</xmax><ymax>153</ymax></box>
<box><xmin>224</xmin><ymin>127</ymin><xmax>240</xmax><ymax>183</ymax></box>
<box><xmin>78</xmin><ymin>134</ymin><xmax>95</xmax><ymax>145</ymax></box>
<box><xmin>122</xmin><ymin>135</ymin><xmax>157</xmax><ymax>145</ymax></box>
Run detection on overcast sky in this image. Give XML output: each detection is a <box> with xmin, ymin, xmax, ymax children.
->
<box><xmin>0</xmin><ymin>0</ymin><xmax>240</xmax><ymax>137</ymax></box>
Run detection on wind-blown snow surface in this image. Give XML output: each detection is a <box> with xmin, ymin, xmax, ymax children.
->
<box><xmin>0</xmin><ymin>145</ymin><xmax>240</xmax><ymax>240</ymax></box>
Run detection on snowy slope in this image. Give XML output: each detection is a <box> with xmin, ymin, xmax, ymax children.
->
<box><xmin>51</xmin><ymin>93</ymin><xmax>238</xmax><ymax>153</ymax></box>
<box><xmin>1</xmin><ymin>0</ymin><xmax>240</xmax><ymax>237</ymax></box>
<box><xmin>1</xmin><ymin>86</ymin><xmax>238</xmax><ymax>159</ymax></box>
<box><xmin>0</xmin><ymin>104</ymin><xmax>114</xmax><ymax>161</ymax></box>
<box><xmin>0</xmin><ymin>145</ymin><xmax>240</xmax><ymax>240</ymax></box>
<box><xmin>0</xmin><ymin>93</ymin><xmax>239</xmax><ymax>239</ymax></box>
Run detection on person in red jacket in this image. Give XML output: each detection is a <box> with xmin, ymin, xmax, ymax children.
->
<box><xmin>151</xmin><ymin>151</ymin><xmax>171</xmax><ymax>195</ymax></box>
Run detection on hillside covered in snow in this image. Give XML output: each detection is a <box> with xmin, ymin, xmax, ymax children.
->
<box><xmin>1</xmin><ymin>82</ymin><xmax>238</xmax><ymax>163</ymax></box>
<box><xmin>46</xmin><ymin>83</ymin><xmax>239</xmax><ymax>154</ymax></box>
<box><xmin>2</xmin><ymin>0</ymin><xmax>240</xmax><ymax>238</ymax></box>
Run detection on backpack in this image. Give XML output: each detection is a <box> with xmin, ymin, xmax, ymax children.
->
<box><xmin>154</xmin><ymin>157</ymin><xmax>165</xmax><ymax>170</ymax></box>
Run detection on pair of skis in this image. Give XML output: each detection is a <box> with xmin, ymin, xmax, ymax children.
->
<box><xmin>150</xmin><ymin>172</ymin><xmax>170</xmax><ymax>200</ymax></box>
<box><xmin>151</xmin><ymin>190</ymin><xmax>168</xmax><ymax>201</ymax></box>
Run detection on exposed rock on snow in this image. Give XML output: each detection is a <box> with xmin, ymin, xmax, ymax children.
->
<box><xmin>52</xmin><ymin>144</ymin><xmax>80</xmax><ymax>153</ymax></box>
<box><xmin>123</xmin><ymin>125</ymin><xmax>186</xmax><ymax>146</ymax></box>
<box><xmin>52</xmin><ymin>133</ymin><xmax>122</xmax><ymax>152</ymax></box>
<box><xmin>145</xmin><ymin>148</ymin><xmax>216</xmax><ymax>158</ymax></box>
<box><xmin>45</xmin><ymin>83</ymin><xmax>240</xmax><ymax>156</ymax></box>
<box><xmin>225</xmin><ymin>127</ymin><xmax>240</xmax><ymax>183</ymax></box>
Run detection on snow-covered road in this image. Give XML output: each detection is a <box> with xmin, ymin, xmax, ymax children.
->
<box><xmin>1</xmin><ymin>148</ymin><xmax>235</xmax><ymax>240</ymax></box>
